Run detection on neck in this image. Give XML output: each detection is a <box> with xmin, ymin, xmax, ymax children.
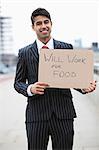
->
<box><xmin>38</xmin><ymin>37</ymin><xmax>51</xmax><ymax>44</ymax></box>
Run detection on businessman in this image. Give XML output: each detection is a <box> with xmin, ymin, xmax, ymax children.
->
<box><xmin>14</xmin><ymin>8</ymin><xmax>96</xmax><ymax>150</ymax></box>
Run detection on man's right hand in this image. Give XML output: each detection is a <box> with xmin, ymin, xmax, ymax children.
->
<box><xmin>30</xmin><ymin>82</ymin><xmax>49</xmax><ymax>95</ymax></box>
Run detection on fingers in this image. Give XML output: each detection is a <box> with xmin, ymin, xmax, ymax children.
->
<box><xmin>83</xmin><ymin>80</ymin><xmax>97</xmax><ymax>93</ymax></box>
<box><xmin>35</xmin><ymin>89</ymin><xmax>45</xmax><ymax>95</ymax></box>
<box><xmin>36</xmin><ymin>82</ymin><xmax>49</xmax><ymax>86</ymax></box>
<box><xmin>30</xmin><ymin>82</ymin><xmax>49</xmax><ymax>95</ymax></box>
<box><xmin>36</xmin><ymin>84</ymin><xmax>48</xmax><ymax>89</ymax></box>
<box><xmin>90</xmin><ymin>81</ymin><xmax>96</xmax><ymax>90</ymax></box>
<box><xmin>90</xmin><ymin>80</ymin><xmax>97</xmax><ymax>86</ymax></box>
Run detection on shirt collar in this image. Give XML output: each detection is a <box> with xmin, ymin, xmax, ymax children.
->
<box><xmin>36</xmin><ymin>38</ymin><xmax>54</xmax><ymax>54</ymax></box>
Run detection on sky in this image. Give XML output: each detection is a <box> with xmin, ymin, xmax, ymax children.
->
<box><xmin>1</xmin><ymin>0</ymin><xmax>99</xmax><ymax>54</ymax></box>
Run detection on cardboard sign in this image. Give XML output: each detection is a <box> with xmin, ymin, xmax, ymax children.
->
<box><xmin>38</xmin><ymin>49</ymin><xmax>94</xmax><ymax>88</ymax></box>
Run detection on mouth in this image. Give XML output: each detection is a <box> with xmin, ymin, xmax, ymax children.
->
<box><xmin>41</xmin><ymin>31</ymin><xmax>48</xmax><ymax>34</ymax></box>
<box><xmin>40</xmin><ymin>29</ymin><xmax>49</xmax><ymax>34</ymax></box>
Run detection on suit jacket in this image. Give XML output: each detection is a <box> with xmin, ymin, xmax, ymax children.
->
<box><xmin>14</xmin><ymin>39</ymin><xmax>83</xmax><ymax>122</ymax></box>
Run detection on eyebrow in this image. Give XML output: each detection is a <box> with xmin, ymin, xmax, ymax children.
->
<box><xmin>35</xmin><ymin>19</ymin><xmax>49</xmax><ymax>24</ymax></box>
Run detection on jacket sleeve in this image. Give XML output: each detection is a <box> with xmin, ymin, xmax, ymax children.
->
<box><xmin>74</xmin><ymin>88</ymin><xmax>87</xmax><ymax>94</ymax></box>
<box><xmin>14</xmin><ymin>49</ymin><xmax>29</xmax><ymax>97</ymax></box>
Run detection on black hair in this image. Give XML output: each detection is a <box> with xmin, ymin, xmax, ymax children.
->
<box><xmin>31</xmin><ymin>8</ymin><xmax>51</xmax><ymax>25</ymax></box>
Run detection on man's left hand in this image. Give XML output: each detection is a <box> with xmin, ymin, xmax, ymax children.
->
<box><xmin>82</xmin><ymin>80</ymin><xmax>97</xmax><ymax>93</ymax></box>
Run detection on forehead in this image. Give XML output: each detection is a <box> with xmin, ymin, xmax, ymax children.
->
<box><xmin>34</xmin><ymin>15</ymin><xmax>50</xmax><ymax>23</ymax></box>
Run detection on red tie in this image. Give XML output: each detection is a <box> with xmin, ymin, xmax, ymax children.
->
<box><xmin>42</xmin><ymin>45</ymin><xmax>49</xmax><ymax>49</ymax></box>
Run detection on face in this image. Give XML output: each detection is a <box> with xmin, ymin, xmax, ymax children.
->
<box><xmin>32</xmin><ymin>15</ymin><xmax>52</xmax><ymax>42</ymax></box>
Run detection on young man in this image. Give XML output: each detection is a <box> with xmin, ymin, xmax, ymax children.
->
<box><xmin>14</xmin><ymin>8</ymin><xmax>96</xmax><ymax>150</ymax></box>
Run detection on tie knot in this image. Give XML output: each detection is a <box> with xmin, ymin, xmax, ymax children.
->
<box><xmin>42</xmin><ymin>45</ymin><xmax>49</xmax><ymax>49</ymax></box>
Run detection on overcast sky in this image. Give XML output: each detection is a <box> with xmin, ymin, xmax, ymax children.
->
<box><xmin>1</xmin><ymin>0</ymin><xmax>99</xmax><ymax>53</ymax></box>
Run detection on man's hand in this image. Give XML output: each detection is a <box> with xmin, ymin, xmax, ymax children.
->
<box><xmin>82</xmin><ymin>80</ymin><xmax>96</xmax><ymax>93</ymax></box>
<box><xmin>30</xmin><ymin>82</ymin><xmax>49</xmax><ymax>95</ymax></box>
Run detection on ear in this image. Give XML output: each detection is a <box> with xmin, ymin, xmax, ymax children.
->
<box><xmin>32</xmin><ymin>25</ymin><xmax>35</xmax><ymax>30</ymax></box>
<box><xmin>51</xmin><ymin>21</ymin><xmax>52</xmax><ymax>26</ymax></box>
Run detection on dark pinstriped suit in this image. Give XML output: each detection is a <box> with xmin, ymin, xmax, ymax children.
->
<box><xmin>14</xmin><ymin>39</ymin><xmax>83</xmax><ymax>150</ymax></box>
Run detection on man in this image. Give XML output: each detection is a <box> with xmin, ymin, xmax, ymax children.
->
<box><xmin>14</xmin><ymin>8</ymin><xmax>96</xmax><ymax>150</ymax></box>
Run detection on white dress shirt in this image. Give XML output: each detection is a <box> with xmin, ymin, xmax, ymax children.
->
<box><xmin>27</xmin><ymin>38</ymin><xmax>54</xmax><ymax>96</ymax></box>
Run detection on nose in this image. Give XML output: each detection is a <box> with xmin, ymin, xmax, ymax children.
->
<box><xmin>42</xmin><ymin>22</ymin><xmax>46</xmax><ymax>28</ymax></box>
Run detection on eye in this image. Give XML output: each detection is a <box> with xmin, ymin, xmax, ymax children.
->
<box><xmin>44</xmin><ymin>20</ymin><xmax>49</xmax><ymax>24</ymax></box>
<box><xmin>36</xmin><ymin>21</ymin><xmax>42</xmax><ymax>25</ymax></box>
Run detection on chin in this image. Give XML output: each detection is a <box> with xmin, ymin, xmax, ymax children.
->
<box><xmin>41</xmin><ymin>35</ymin><xmax>49</xmax><ymax>38</ymax></box>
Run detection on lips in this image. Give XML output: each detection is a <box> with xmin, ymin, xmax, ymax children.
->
<box><xmin>40</xmin><ymin>28</ymin><xmax>49</xmax><ymax>34</ymax></box>
<box><xmin>41</xmin><ymin>30</ymin><xmax>48</xmax><ymax>34</ymax></box>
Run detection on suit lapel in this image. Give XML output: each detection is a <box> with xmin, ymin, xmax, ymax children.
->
<box><xmin>31</xmin><ymin>41</ymin><xmax>39</xmax><ymax>62</ymax></box>
<box><xmin>30</xmin><ymin>39</ymin><xmax>62</xmax><ymax>63</ymax></box>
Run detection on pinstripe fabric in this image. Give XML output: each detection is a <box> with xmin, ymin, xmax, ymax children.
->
<box><xmin>26</xmin><ymin>121</ymin><xmax>49</xmax><ymax>150</ymax></box>
<box><xmin>14</xmin><ymin>39</ymin><xmax>83</xmax><ymax>149</ymax></box>
<box><xmin>14</xmin><ymin>39</ymin><xmax>80</xmax><ymax>122</ymax></box>
<box><xmin>49</xmin><ymin>114</ymin><xmax>74</xmax><ymax>150</ymax></box>
<box><xmin>26</xmin><ymin>113</ymin><xmax>74</xmax><ymax>150</ymax></box>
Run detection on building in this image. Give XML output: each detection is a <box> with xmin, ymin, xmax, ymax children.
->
<box><xmin>92</xmin><ymin>42</ymin><xmax>99</xmax><ymax>52</ymax></box>
<box><xmin>0</xmin><ymin>16</ymin><xmax>13</xmax><ymax>53</ymax></box>
<box><xmin>0</xmin><ymin>15</ymin><xmax>18</xmax><ymax>67</ymax></box>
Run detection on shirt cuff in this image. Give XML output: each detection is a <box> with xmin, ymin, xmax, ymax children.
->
<box><xmin>27</xmin><ymin>84</ymin><xmax>35</xmax><ymax>96</ymax></box>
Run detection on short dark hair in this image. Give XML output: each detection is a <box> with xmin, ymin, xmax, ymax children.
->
<box><xmin>31</xmin><ymin>8</ymin><xmax>51</xmax><ymax>25</ymax></box>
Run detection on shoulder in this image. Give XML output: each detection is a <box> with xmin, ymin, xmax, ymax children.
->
<box><xmin>54</xmin><ymin>39</ymin><xmax>73</xmax><ymax>49</ymax></box>
<box><xmin>17</xmin><ymin>42</ymin><xmax>36</xmax><ymax>59</ymax></box>
<box><xmin>18</xmin><ymin>43</ymin><xmax>33</xmax><ymax>55</ymax></box>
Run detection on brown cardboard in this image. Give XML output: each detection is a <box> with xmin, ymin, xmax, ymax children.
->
<box><xmin>38</xmin><ymin>49</ymin><xmax>94</xmax><ymax>88</ymax></box>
